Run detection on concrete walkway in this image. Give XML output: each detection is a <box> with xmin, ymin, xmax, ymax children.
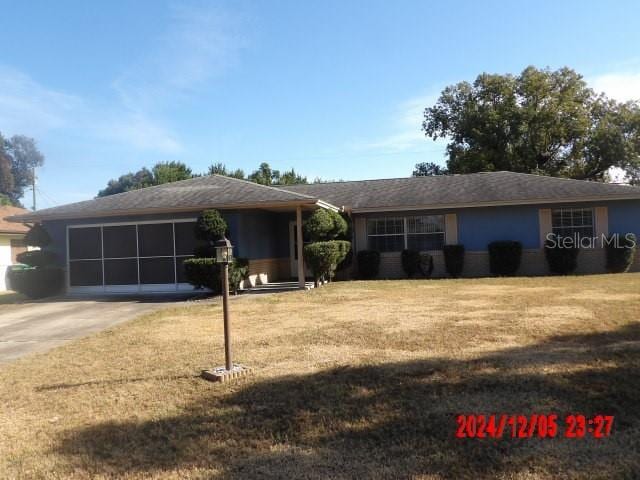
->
<box><xmin>0</xmin><ymin>295</ymin><xmax>200</xmax><ymax>364</ymax></box>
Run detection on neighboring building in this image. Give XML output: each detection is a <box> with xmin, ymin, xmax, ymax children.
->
<box><xmin>7</xmin><ymin>172</ymin><xmax>640</xmax><ymax>295</ymax></box>
<box><xmin>0</xmin><ymin>206</ymin><xmax>30</xmax><ymax>292</ymax></box>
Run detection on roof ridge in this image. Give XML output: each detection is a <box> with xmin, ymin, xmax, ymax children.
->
<box><xmin>282</xmin><ymin>171</ymin><xmax>504</xmax><ymax>187</ymax></box>
<box><xmin>210</xmin><ymin>174</ymin><xmax>317</xmax><ymax>199</ymax></box>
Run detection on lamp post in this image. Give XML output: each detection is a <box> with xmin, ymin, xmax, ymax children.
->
<box><xmin>215</xmin><ymin>235</ymin><xmax>233</xmax><ymax>371</ymax></box>
<box><xmin>201</xmin><ymin>235</ymin><xmax>251</xmax><ymax>382</ymax></box>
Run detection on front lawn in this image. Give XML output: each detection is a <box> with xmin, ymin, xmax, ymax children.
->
<box><xmin>1</xmin><ymin>274</ymin><xmax>640</xmax><ymax>479</ymax></box>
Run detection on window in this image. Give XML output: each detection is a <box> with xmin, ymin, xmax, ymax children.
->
<box><xmin>367</xmin><ymin>215</ymin><xmax>445</xmax><ymax>252</ymax></box>
<box><xmin>68</xmin><ymin>220</ymin><xmax>198</xmax><ymax>288</ymax></box>
<box><xmin>551</xmin><ymin>208</ymin><xmax>594</xmax><ymax>240</ymax></box>
<box><xmin>367</xmin><ymin>217</ymin><xmax>405</xmax><ymax>252</ymax></box>
<box><xmin>406</xmin><ymin>215</ymin><xmax>445</xmax><ymax>251</ymax></box>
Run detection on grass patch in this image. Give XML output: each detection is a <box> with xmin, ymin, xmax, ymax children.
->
<box><xmin>1</xmin><ymin>274</ymin><xmax>640</xmax><ymax>478</ymax></box>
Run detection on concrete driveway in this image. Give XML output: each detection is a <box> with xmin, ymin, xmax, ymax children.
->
<box><xmin>0</xmin><ymin>295</ymin><xmax>200</xmax><ymax>363</ymax></box>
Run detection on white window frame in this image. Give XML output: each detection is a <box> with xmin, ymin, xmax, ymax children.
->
<box><xmin>66</xmin><ymin>218</ymin><xmax>198</xmax><ymax>294</ymax></box>
<box><xmin>551</xmin><ymin>208</ymin><xmax>594</xmax><ymax>239</ymax></box>
<box><xmin>366</xmin><ymin>215</ymin><xmax>445</xmax><ymax>253</ymax></box>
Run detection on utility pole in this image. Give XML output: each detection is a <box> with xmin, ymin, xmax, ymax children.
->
<box><xmin>32</xmin><ymin>165</ymin><xmax>36</xmax><ymax>211</ymax></box>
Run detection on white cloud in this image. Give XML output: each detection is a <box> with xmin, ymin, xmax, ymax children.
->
<box><xmin>0</xmin><ymin>66</ymin><xmax>81</xmax><ymax>135</ymax></box>
<box><xmin>112</xmin><ymin>4</ymin><xmax>245</xmax><ymax>112</ymax></box>
<box><xmin>0</xmin><ymin>4</ymin><xmax>244</xmax><ymax>155</ymax></box>
<box><xmin>352</xmin><ymin>92</ymin><xmax>447</xmax><ymax>155</ymax></box>
<box><xmin>589</xmin><ymin>71</ymin><xmax>640</xmax><ymax>103</ymax></box>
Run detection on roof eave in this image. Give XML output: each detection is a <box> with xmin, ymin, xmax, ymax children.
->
<box><xmin>350</xmin><ymin>194</ymin><xmax>640</xmax><ymax>213</ymax></box>
<box><xmin>7</xmin><ymin>199</ymin><xmax>323</xmax><ymax>223</ymax></box>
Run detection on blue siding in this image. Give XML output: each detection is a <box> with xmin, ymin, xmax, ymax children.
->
<box><xmin>457</xmin><ymin>206</ymin><xmax>540</xmax><ymax>250</ymax></box>
<box><xmin>608</xmin><ymin>200</ymin><xmax>640</xmax><ymax>237</ymax></box>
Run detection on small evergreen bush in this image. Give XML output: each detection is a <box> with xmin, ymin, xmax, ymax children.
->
<box><xmin>419</xmin><ymin>253</ymin><xmax>434</xmax><ymax>277</ymax></box>
<box><xmin>304</xmin><ymin>209</ymin><xmax>349</xmax><ymax>242</ymax></box>
<box><xmin>544</xmin><ymin>240</ymin><xmax>579</xmax><ymax>275</ymax></box>
<box><xmin>183</xmin><ymin>257</ymin><xmax>249</xmax><ymax>294</ymax></box>
<box><xmin>195</xmin><ymin>209</ymin><xmax>227</xmax><ymax>243</ymax></box>
<box><xmin>488</xmin><ymin>241</ymin><xmax>522</xmax><ymax>276</ymax></box>
<box><xmin>304</xmin><ymin>240</ymin><xmax>351</xmax><ymax>286</ymax></box>
<box><xmin>443</xmin><ymin>244</ymin><xmax>465</xmax><ymax>278</ymax></box>
<box><xmin>357</xmin><ymin>250</ymin><xmax>380</xmax><ymax>279</ymax></box>
<box><xmin>605</xmin><ymin>233</ymin><xmax>637</xmax><ymax>273</ymax></box>
<box><xmin>401</xmin><ymin>249</ymin><xmax>421</xmax><ymax>278</ymax></box>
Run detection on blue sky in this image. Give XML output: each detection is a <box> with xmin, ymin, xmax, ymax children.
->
<box><xmin>2</xmin><ymin>0</ymin><xmax>640</xmax><ymax>208</ymax></box>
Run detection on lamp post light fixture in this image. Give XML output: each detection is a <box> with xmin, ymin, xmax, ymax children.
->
<box><xmin>201</xmin><ymin>235</ymin><xmax>252</xmax><ymax>382</ymax></box>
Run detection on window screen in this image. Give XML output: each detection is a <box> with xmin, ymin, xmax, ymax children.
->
<box><xmin>138</xmin><ymin>223</ymin><xmax>174</xmax><ymax>257</ymax></box>
<box><xmin>103</xmin><ymin>225</ymin><xmax>137</xmax><ymax>258</ymax></box>
<box><xmin>174</xmin><ymin>222</ymin><xmax>200</xmax><ymax>256</ymax></box>
<box><xmin>551</xmin><ymin>208</ymin><xmax>594</xmax><ymax>239</ymax></box>
<box><xmin>139</xmin><ymin>257</ymin><xmax>175</xmax><ymax>284</ymax></box>
<box><xmin>104</xmin><ymin>259</ymin><xmax>138</xmax><ymax>285</ymax></box>
<box><xmin>69</xmin><ymin>227</ymin><xmax>102</xmax><ymax>260</ymax></box>
<box><xmin>69</xmin><ymin>260</ymin><xmax>103</xmax><ymax>286</ymax></box>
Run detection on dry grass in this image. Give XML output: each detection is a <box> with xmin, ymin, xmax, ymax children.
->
<box><xmin>1</xmin><ymin>274</ymin><xmax>640</xmax><ymax>479</ymax></box>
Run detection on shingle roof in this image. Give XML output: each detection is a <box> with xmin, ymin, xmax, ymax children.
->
<box><xmin>7</xmin><ymin>171</ymin><xmax>640</xmax><ymax>223</ymax></box>
<box><xmin>0</xmin><ymin>206</ymin><xmax>29</xmax><ymax>233</ymax></box>
<box><xmin>9</xmin><ymin>175</ymin><xmax>320</xmax><ymax>222</ymax></box>
<box><xmin>280</xmin><ymin>171</ymin><xmax>640</xmax><ymax>211</ymax></box>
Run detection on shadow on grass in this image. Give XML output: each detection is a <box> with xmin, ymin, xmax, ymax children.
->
<box><xmin>54</xmin><ymin>324</ymin><xmax>640</xmax><ymax>479</ymax></box>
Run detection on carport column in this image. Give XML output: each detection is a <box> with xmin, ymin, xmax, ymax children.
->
<box><xmin>296</xmin><ymin>205</ymin><xmax>305</xmax><ymax>289</ymax></box>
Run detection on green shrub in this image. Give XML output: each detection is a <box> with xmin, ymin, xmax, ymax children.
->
<box><xmin>183</xmin><ymin>258</ymin><xmax>220</xmax><ymax>292</ymax></box>
<box><xmin>357</xmin><ymin>250</ymin><xmax>380</xmax><ymax>279</ymax></box>
<box><xmin>419</xmin><ymin>253</ymin><xmax>434</xmax><ymax>277</ymax></box>
<box><xmin>443</xmin><ymin>244</ymin><xmax>465</xmax><ymax>278</ymax></box>
<box><xmin>7</xmin><ymin>266</ymin><xmax>64</xmax><ymax>299</ymax></box>
<box><xmin>228</xmin><ymin>258</ymin><xmax>249</xmax><ymax>294</ymax></box>
<box><xmin>544</xmin><ymin>240</ymin><xmax>579</xmax><ymax>275</ymax></box>
<box><xmin>195</xmin><ymin>209</ymin><xmax>227</xmax><ymax>243</ymax></box>
<box><xmin>16</xmin><ymin>250</ymin><xmax>58</xmax><ymax>268</ymax></box>
<box><xmin>488</xmin><ymin>241</ymin><xmax>522</xmax><ymax>276</ymax></box>
<box><xmin>24</xmin><ymin>223</ymin><xmax>52</xmax><ymax>248</ymax></box>
<box><xmin>182</xmin><ymin>257</ymin><xmax>249</xmax><ymax>294</ymax></box>
<box><xmin>193</xmin><ymin>244</ymin><xmax>216</xmax><ymax>258</ymax></box>
<box><xmin>304</xmin><ymin>209</ymin><xmax>349</xmax><ymax>242</ymax></box>
<box><xmin>605</xmin><ymin>233</ymin><xmax>637</xmax><ymax>273</ymax></box>
<box><xmin>401</xmin><ymin>249</ymin><xmax>421</xmax><ymax>278</ymax></box>
<box><xmin>304</xmin><ymin>240</ymin><xmax>351</xmax><ymax>285</ymax></box>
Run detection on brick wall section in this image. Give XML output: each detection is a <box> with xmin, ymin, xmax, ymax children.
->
<box><xmin>373</xmin><ymin>248</ymin><xmax>639</xmax><ymax>278</ymax></box>
<box><xmin>246</xmin><ymin>257</ymin><xmax>289</xmax><ymax>286</ymax></box>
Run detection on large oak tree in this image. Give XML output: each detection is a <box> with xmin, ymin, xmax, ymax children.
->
<box><xmin>422</xmin><ymin>66</ymin><xmax>640</xmax><ymax>183</ymax></box>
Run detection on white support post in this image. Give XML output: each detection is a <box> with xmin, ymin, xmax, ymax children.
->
<box><xmin>296</xmin><ymin>206</ymin><xmax>305</xmax><ymax>289</ymax></box>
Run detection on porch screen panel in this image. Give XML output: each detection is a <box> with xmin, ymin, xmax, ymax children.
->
<box><xmin>69</xmin><ymin>227</ymin><xmax>102</xmax><ymax>260</ymax></box>
<box><xmin>104</xmin><ymin>259</ymin><xmax>138</xmax><ymax>285</ymax></box>
<box><xmin>140</xmin><ymin>257</ymin><xmax>175</xmax><ymax>284</ymax></box>
<box><xmin>138</xmin><ymin>223</ymin><xmax>174</xmax><ymax>257</ymax></box>
<box><xmin>103</xmin><ymin>225</ymin><xmax>137</xmax><ymax>258</ymax></box>
<box><xmin>69</xmin><ymin>227</ymin><xmax>103</xmax><ymax>287</ymax></box>
<box><xmin>69</xmin><ymin>260</ymin><xmax>103</xmax><ymax>286</ymax></box>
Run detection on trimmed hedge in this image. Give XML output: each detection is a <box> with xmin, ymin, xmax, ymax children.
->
<box><xmin>357</xmin><ymin>250</ymin><xmax>380</xmax><ymax>279</ymax></box>
<box><xmin>443</xmin><ymin>244</ymin><xmax>465</xmax><ymax>278</ymax></box>
<box><xmin>304</xmin><ymin>240</ymin><xmax>351</xmax><ymax>286</ymax></box>
<box><xmin>16</xmin><ymin>250</ymin><xmax>58</xmax><ymax>268</ymax></box>
<box><xmin>488</xmin><ymin>241</ymin><xmax>522</xmax><ymax>276</ymax></box>
<box><xmin>183</xmin><ymin>257</ymin><xmax>249</xmax><ymax>294</ymax></box>
<box><xmin>303</xmin><ymin>209</ymin><xmax>349</xmax><ymax>242</ymax></box>
<box><xmin>7</xmin><ymin>266</ymin><xmax>64</xmax><ymax>299</ymax></box>
<box><xmin>195</xmin><ymin>209</ymin><xmax>227</xmax><ymax>242</ymax></box>
<box><xmin>400</xmin><ymin>250</ymin><xmax>434</xmax><ymax>278</ymax></box>
<box><xmin>24</xmin><ymin>223</ymin><xmax>52</xmax><ymax>248</ymax></box>
<box><xmin>544</xmin><ymin>240</ymin><xmax>579</xmax><ymax>275</ymax></box>
<box><xmin>605</xmin><ymin>233</ymin><xmax>637</xmax><ymax>273</ymax></box>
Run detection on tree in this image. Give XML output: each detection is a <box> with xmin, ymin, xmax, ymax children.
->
<box><xmin>208</xmin><ymin>163</ymin><xmax>245</xmax><ymax>179</ymax></box>
<box><xmin>277</xmin><ymin>168</ymin><xmax>308</xmax><ymax>185</ymax></box>
<box><xmin>195</xmin><ymin>209</ymin><xmax>228</xmax><ymax>243</ymax></box>
<box><xmin>152</xmin><ymin>161</ymin><xmax>192</xmax><ymax>185</ymax></box>
<box><xmin>0</xmin><ymin>133</ymin><xmax>45</xmax><ymax>205</ymax></box>
<box><xmin>248</xmin><ymin>162</ymin><xmax>278</xmax><ymax>185</ymax></box>
<box><xmin>422</xmin><ymin>66</ymin><xmax>640</xmax><ymax>182</ymax></box>
<box><xmin>98</xmin><ymin>162</ymin><xmax>192</xmax><ymax>197</ymax></box>
<box><xmin>412</xmin><ymin>162</ymin><xmax>448</xmax><ymax>176</ymax></box>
